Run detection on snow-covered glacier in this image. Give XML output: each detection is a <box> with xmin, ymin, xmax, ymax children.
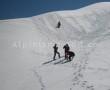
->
<box><xmin>0</xmin><ymin>2</ymin><xmax>110</xmax><ymax>90</ymax></box>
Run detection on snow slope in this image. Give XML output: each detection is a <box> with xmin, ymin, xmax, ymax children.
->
<box><xmin>0</xmin><ymin>2</ymin><xmax>110</xmax><ymax>90</ymax></box>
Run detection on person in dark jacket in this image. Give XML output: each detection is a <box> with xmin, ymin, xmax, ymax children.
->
<box><xmin>53</xmin><ymin>44</ymin><xmax>60</xmax><ymax>60</ymax></box>
<box><xmin>56</xmin><ymin>21</ymin><xmax>61</xmax><ymax>28</ymax></box>
<box><xmin>67</xmin><ymin>51</ymin><xmax>75</xmax><ymax>61</ymax></box>
<box><xmin>63</xmin><ymin>44</ymin><xmax>70</xmax><ymax>59</ymax></box>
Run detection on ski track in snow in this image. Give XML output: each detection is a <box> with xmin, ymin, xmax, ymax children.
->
<box><xmin>33</xmin><ymin>68</ymin><xmax>46</xmax><ymax>90</ymax></box>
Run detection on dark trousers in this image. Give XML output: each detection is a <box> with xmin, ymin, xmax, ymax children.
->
<box><xmin>64</xmin><ymin>51</ymin><xmax>68</xmax><ymax>60</ymax></box>
<box><xmin>53</xmin><ymin>51</ymin><xmax>60</xmax><ymax>60</ymax></box>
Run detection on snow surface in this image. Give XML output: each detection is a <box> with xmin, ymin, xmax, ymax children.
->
<box><xmin>0</xmin><ymin>2</ymin><xmax>110</xmax><ymax>90</ymax></box>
